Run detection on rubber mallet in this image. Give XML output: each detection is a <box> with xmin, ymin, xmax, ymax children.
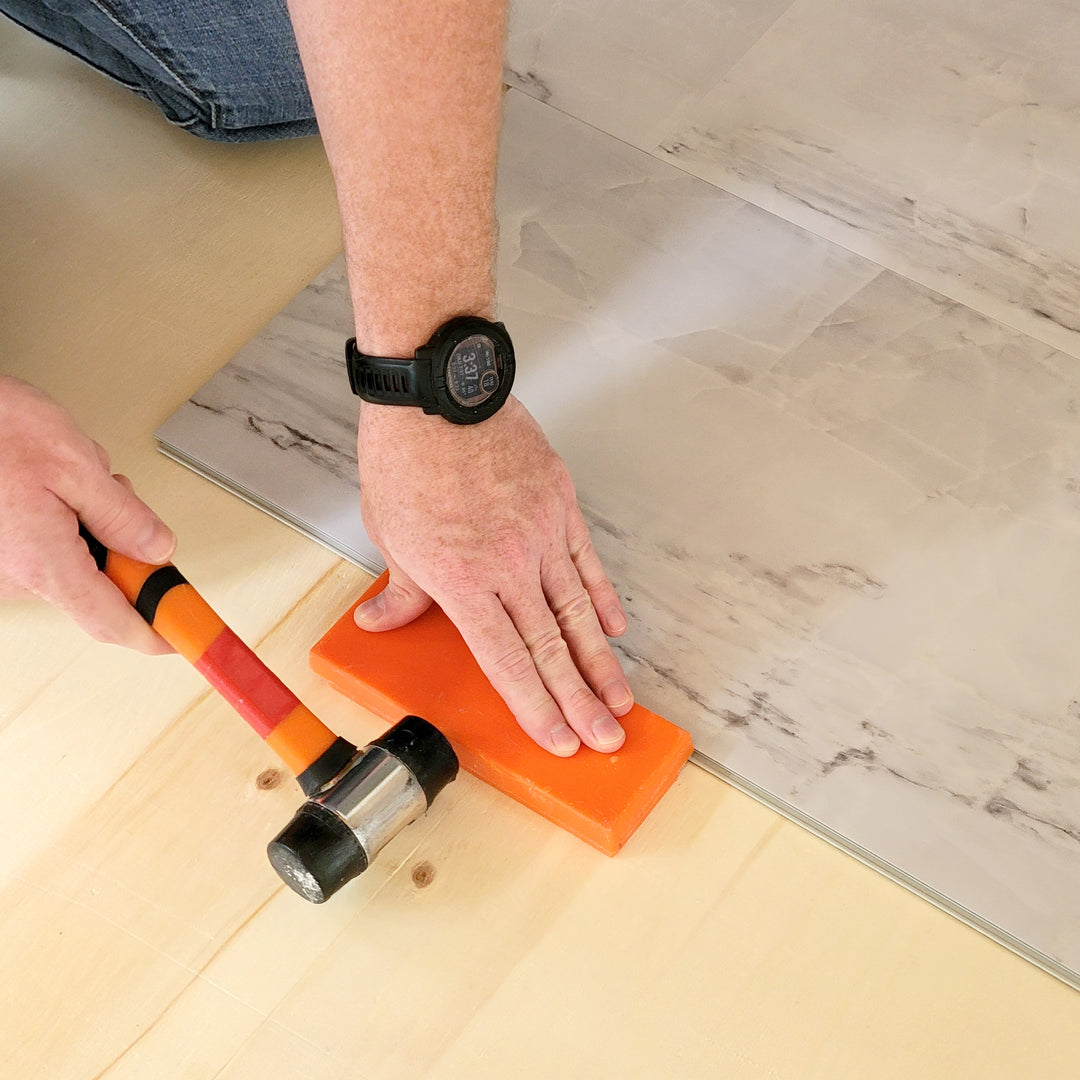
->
<box><xmin>79</xmin><ymin>525</ymin><xmax>457</xmax><ymax>902</ymax></box>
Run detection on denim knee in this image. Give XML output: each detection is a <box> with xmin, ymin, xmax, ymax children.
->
<box><xmin>0</xmin><ymin>0</ymin><xmax>317</xmax><ymax>141</ymax></box>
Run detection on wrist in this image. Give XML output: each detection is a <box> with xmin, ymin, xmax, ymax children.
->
<box><xmin>358</xmin><ymin>393</ymin><xmax>521</xmax><ymax>446</ymax></box>
<box><xmin>351</xmin><ymin>297</ymin><xmax>495</xmax><ymax>359</ymax></box>
<box><xmin>347</xmin><ymin>313</ymin><xmax>514</xmax><ymax>426</ymax></box>
<box><xmin>358</xmin><ymin>399</ymin><xmax>446</xmax><ymax>434</ymax></box>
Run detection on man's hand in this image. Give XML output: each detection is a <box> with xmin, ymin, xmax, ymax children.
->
<box><xmin>355</xmin><ymin>397</ymin><xmax>633</xmax><ymax>756</ymax></box>
<box><xmin>0</xmin><ymin>376</ymin><xmax>175</xmax><ymax>652</ymax></box>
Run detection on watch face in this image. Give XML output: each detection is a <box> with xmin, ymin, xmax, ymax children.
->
<box><xmin>445</xmin><ymin>334</ymin><xmax>502</xmax><ymax>408</ymax></box>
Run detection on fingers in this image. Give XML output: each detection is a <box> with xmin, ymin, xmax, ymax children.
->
<box><xmin>0</xmin><ymin>378</ymin><xmax>174</xmax><ymax>654</ymax></box>
<box><xmin>354</xmin><ymin>558</ymin><xmax>434</xmax><ymax>630</ymax></box>
<box><xmin>352</xmin><ymin>552</ymin><xmax>627</xmax><ymax>754</ymax></box>
<box><xmin>566</xmin><ymin>512</ymin><xmax>628</xmax><ymax>638</ymax></box>
<box><xmin>56</xmin><ymin>460</ymin><xmax>175</xmax><ymax>566</ymax></box>
<box><xmin>444</xmin><ymin>560</ymin><xmax>631</xmax><ymax>755</ymax></box>
<box><xmin>30</xmin><ymin>499</ymin><xmax>173</xmax><ymax>655</ymax></box>
<box><xmin>354</xmin><ymin>539</ymin><xmax>634</xmax><ymax>756</ymax></box>
<box><xmin>542</xmin><ymin>552</ymin><xmax>634</xmax><ymax>721</ymax></box>
<box><xmin>442</xmin><ymin>591</ymin><xmax>584</xmax><ymax>756</ymax></box>
<box><xmin>60</xmin><ymin>566</ymin><xmax>175</xmax><ymax>655</ymax></box>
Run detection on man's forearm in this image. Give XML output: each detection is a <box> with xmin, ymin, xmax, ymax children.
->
<box><xmin>284</xmin><ymin>0</ymin><xmax>633</xmax><ymax>757</ymax></box>
<box><xmin>285</xmin><ymin>0</ymin><xmax>506</xmax><ymax>356</ymax></box>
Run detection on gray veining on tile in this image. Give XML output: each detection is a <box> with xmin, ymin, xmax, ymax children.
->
<box><xmin>504</xmin><ymin>0</ymin><xmax>1080</xmax><ymax>359</ymax></box>
<box><xmin>159</xmin><ymin>90</ymin><xmax>1080</xmax><ymax>988</ymax></box>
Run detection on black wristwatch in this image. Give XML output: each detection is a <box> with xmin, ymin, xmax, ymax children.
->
<box><xmin>345</xmin><ymin>315</ymin><xmax>515</xmax><ymax>425</ymax></box>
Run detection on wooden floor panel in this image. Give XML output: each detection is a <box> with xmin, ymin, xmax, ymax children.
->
<box><xmin>3</xmin><ymin>16</ymin><xmax>1079</xmax><ymax>1079</ymax></box>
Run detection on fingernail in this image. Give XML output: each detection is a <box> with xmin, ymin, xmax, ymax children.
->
<box><xmin>550</xmin><ymin>723</ymin><xmax>580</xmax><ymax>756</ymax></box>
<box><xmin>354</xmin><ymin>595</ymin><xmax>384</xmax><ymax>626</ymax></box>
<box><xmin>591</xmin><ymin>714</ymin><xmax>625</xmax><ymax>748</ymax></box>
<box><xmin>607</xmin><ymin>609</ymin><xmax>628</xmax><ymax>635</ymax></box>
<box><xmin>602</xmin><ymin>681</ymin><xmax>633</xmax><ymax>714</ymax></box>
<box><xmin>138</xmin><ymin>520</ymin><xmax>175</xmax><ymax>564</ymax></box>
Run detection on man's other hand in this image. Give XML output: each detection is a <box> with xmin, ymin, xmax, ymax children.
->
<box><xmin>354</xmin><ymin>396</ymin><xmax>633</xmax><ymax>757</ymax></box>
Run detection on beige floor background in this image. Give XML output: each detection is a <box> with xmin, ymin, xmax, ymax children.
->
<box><xmin>2</xmin><ymin>18</ymin><xmax>1078</xmax><ymax>1079</ymax></box>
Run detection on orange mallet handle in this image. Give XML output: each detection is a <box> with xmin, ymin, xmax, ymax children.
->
<box><xmin>80</xmin><ymin>525</ymin><xmax>356</xmax><ymax>795</ymax></box>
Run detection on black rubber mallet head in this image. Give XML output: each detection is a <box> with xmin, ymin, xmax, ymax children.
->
<box><xmin>267</xmin><ymin>715</ymin><xmax>458</xmax><ymax>903</ymax></box>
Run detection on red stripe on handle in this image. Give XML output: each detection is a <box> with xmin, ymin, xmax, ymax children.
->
<box><xmin>194</xmin><ymin>627</ymin><xmax>301</xmax><ymax>739</ymax></box>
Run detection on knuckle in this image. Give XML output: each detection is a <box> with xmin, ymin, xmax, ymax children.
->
<box><xmin>579</xmin><ymin>639</ymin><xmax>619</xmax><ymax>675</ymax></box>
<box><xmin>94</xmin><ymin>495</ymin><xmax>144</xmax><ymax>538</ymax></box>
<box><xmin>8</xmin><ymin>547</ymin><xmax>63</xmax><ymax>599</ymax></box>
<box><xmin>553</xmin><ymin>590</ymin><xmax>594</xmax><ymax>631</ymax></box>
<box><xmin>47</xmin><ymin>425</ymin><xmax>93</xmax><ymax>470</ymax></box>
<box><xmin>529</xmin><ymin>627</ymin><xmax>571</xmax><ymax>669</ymax></box>
<box><xmin>16</xmin><ymin>560</ymin><xmax>50</xmax><ymax>597</ymax></box>
<box><xmin>489</xmin><ymin>644</ymin><xmax>539</xmax><ymax>685</ymax></box>
<box><xmin>576</xmin><ymin>540</ymin><xmax>601</xmax><ymax>572</ymax></box>
<box><xmin>385</xmin><ymin>579</ymin><xmax>419</xmax><ymax>604</ymax></box>
<box><xmin>568</xmin><ymin>533</ymin><xmax>604</xmax><ymax>579</ymax></box>
<box><xmin>68</xmin><ymin>587</ymin><xmax>139</xmax><ymax>648</ymax></box>
<box><xmin>549</xmin><ymin>458</ymin><xmax>574</xmax><ymax>495</ymax></box>
<box><xmin>435</xmin><ymin>559</ymin><xmax>480</xmax><ymax>596</ymax></box>
<box><xmin>562</xmin><ymin>683</ymin><xmax>602</xmax><ymax>716</ymax></box>
<box><xmin>92</xmin><ymin>441</ymin><xmax>112</xmax><ymax>470</ymax></box>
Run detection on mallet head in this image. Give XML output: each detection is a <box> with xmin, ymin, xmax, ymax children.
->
<box><xmin>267</xmin><ymin>715</ymin><xmax>458</xmax><ymax>903</ymax></box>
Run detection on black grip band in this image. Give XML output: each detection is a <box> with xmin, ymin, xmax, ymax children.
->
<box><xmin>79</xmin><ymin>524</ymin><xmax>187</xmax><ymax>625</ymax></box>
<box><xmin>78</xmin><ymin>524</ymin><xmax>109</xmax><ymax>571</ymax></box>
<box><xmin>133</xmin><ymin>565</ymin><xmax>188</xmax><ymax>624</ymax></box>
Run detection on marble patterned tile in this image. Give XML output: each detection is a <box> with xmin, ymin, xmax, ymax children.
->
<box><xmin>504</xmin><ymin>0</ymin><xmax>1080</xmax><ymax>359</ymax></box>
<box><xmin>159</xmin><ymin>90</ymin><xmax>1080</xmax><ymax>988</ymax></box>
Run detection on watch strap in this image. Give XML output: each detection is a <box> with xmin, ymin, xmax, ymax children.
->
<box><xmin>345</xmin><ymin>341</ymin><xmax>435</xmax><ymax>410</ymax></box>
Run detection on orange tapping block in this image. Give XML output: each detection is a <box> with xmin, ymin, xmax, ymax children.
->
<box><xmin>310</xmin><ymin>573</ymin><xmax>694</xmax><ymax>855</ymax></box>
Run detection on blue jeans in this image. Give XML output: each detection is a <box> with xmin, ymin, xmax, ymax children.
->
<box><xmin>0</xmin><ymin>0</ymin><xmax>315</xmax><ymax>141</ymax></box>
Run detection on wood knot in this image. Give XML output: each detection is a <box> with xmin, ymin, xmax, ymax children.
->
<box><xmin>411</xmin><ymin>861</ymin><xmax>436</xmax><ymax>889</ymax></box>
<box><xmin>255</xmin><ymin>768</ymin><xmax>283</xmax><ymax>791</ymax></box>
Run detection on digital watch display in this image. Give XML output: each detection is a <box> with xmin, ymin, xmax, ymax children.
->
<box><xmin>446</xmin><ymin>334</ymin><xmax>500</xmax><ymax>407</ymax></box>
<box><xmin>346</xmin><ymin>316</ymin><xmax>515</xmax><ymax>425</ymax></box>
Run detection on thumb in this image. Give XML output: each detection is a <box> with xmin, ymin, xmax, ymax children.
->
<box><xmin>354</xmin><ymin>562</ymin><xmax>433</xmax><ymax>632</ymax></box>
<box><xmin>68</xmin><ymin>471</ymin><xmax>176</xmax><ymax>565</ymax></box>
